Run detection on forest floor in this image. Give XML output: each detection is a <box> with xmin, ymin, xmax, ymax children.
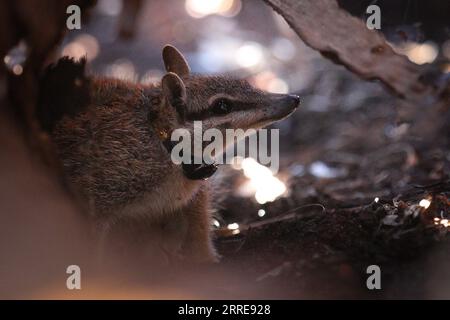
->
<box><xmin>216</xmin><ymin>63</ymin><xmax>450</xmax><ymax>299</ymax></box>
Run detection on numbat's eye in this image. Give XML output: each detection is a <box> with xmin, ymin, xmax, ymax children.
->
<box><xmin>211</xmin><ymin>99</ymin><xmax>233</xmax><ymax>115</ymax></box>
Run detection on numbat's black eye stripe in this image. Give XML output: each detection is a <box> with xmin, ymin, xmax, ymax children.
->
<box><xmin>186</xmin><ymin>99</ymin><xmax>255</xmax><ymax>120</ymax></box>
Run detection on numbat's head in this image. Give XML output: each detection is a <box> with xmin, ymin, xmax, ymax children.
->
<box><xmin>161</xmin><ymin>45</ymin><xmax>300</xmax><ymax>134</ymax></box>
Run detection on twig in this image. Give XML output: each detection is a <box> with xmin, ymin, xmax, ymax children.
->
<box><xmin>216</xmin><ymin>204</ymin><xmax>326</xmax><ymax>238</ymax></box>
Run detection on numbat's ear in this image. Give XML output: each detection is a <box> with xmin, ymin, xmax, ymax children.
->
<box><xmin>162</xmin><ymin>45</ymin><xmax>190</xmax><ymax>77</ymax></box>
<box><xmin>162</xmin><ymin>72</ymin><xmax>186</xmax><ymax>117</ymax></box>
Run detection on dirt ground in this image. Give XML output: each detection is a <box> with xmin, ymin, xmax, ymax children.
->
<box><xmin>215</xmin><ymin>62</ymin><xmax>450</xmax><ymax>298</ymax></box>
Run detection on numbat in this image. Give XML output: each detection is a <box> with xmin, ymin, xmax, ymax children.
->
<box><xmin>39</xmin><ymin>45</ymin><xmax>300</xmax><ymax>263</ymax></box>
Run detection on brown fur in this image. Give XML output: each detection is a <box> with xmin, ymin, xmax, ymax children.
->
<box><xmin>52</xmin><ymin>75</ymin><xmax>216</xmax><ymax>262</ymax></box>
<box><xmin>46</xmin><ymin>45</ymin><xmax>299</xmax><ymax>263</ymax></box>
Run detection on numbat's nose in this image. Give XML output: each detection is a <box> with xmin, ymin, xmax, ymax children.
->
<box><xmin>268</xmin><ymin>93</ymin><xmax>301</xmax><ymax>120</ymax></box>
<box><xmin>265</xmin><ymin>94</ymin><xmax>300</xmax><ymax>122</ymax></box>
<box><xmin>287</xmin><ymin>94</ymin><xmax>301</xmax><ymax>108</ymax></box>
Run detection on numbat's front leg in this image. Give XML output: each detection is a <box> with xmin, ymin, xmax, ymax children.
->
<box><xmin>178</xmin><ymin>186</ymin><xmax>218</xmax><ymax>263</ymax></box>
